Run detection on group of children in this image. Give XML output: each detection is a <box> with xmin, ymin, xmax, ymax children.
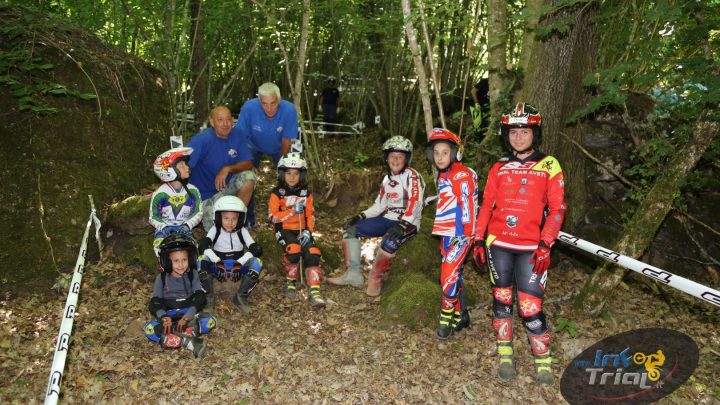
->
<box><xmin>140</xmin><ymin>103</ymin><xmax>564</xmax><ymax>385</ymax></box>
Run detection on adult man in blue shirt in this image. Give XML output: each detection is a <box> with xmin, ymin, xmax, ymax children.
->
<box><xmin>234</xmin><ymin>82</ymin><xmax>298</xmax><ymax>167</ymax></box>
<box><xmin>187</xmin><ymin>106</ymin><xmax>255</xmax><ymax>231</ymax></box>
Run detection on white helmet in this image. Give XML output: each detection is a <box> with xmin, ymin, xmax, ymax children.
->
<box><xmin>153</xmin><ymin>147</ymin><xmax>193</xmax><ymax>183</ymax></box>
<box><xmin>277</xmin><ymin>152</ymin><xmax>308</xmax><ymax>186</ymax></box>
<box><xmin>382</xmin><ymin>136</ymin><xmax>413</xmax><ymax>171</ymax></box>
<box><xmin>213</xmin><ymin>195</ymin><xmax>247</xmax><ymax>230</ymax></box>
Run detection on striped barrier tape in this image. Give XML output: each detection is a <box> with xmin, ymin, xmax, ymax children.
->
<box><xmin>45</xmin><ymin>196</ymin><xmax>102</xmax><ymax>405</ymax></box>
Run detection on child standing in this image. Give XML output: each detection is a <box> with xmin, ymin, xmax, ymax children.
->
<box><xmin>198</xmin><ymin>196</ymin><xmax>263</xmax><ymax>313</ymax></box>
<box><xmin>473</xmin><ymin>104</ymin><xmax>565</xmax><ymax>384</ymax></box>
<box><xmin>149</xmin><ymin>147</ymin><xmax>203</xmax><ymax>254</ymax></box>
<box><xmin>426</xmin><ymin>128</ymin><xmax>478</xmax><ymax>339</ymax></box>
<box><xmin>268</xmin><ymin>153</ymin><xmax>325</xmax><ymax>308</ymax></box>
<box><xmin>143</xmin><ymin>234</ymin><xmax>216</xmax><ymax>358</ymax></box>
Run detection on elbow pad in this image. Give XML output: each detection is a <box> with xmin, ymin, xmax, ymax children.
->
<box><xmin>148</xmin><ymin>296</ymin><xmax>163</xmax><ymax>317</ymax></box>
<box><xmin>198</xmin><ymin>237</ymin><xmax>212</xmax><ymax>252</ymax></box>
<box><xmin>249</xmin><ymin>243</ymin><xmax>262</xmax><ymax>258</ymax></box>
<box><xmin>189</xmin><ymin>290</ymin><xmax>207</xmax><ymax>310</ymax></box>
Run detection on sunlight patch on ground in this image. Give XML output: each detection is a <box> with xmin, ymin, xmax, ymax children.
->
<box><xmin>361</xmin><ymin>238</ymin><xmax>380</xmax><ymax>266</ymax></box>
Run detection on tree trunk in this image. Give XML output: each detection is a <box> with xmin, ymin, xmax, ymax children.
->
<box><xmin>574</xmin><ymin>118</ymin><xmax>719</xmax><ymax>316</ymax></box>
<box><xmin>514</xmin><ymin>0</ymin><xmax>544</xmax><ymax>101</ymax></box>
<box><xmin>519</xmin><ymin>4</ymin><xmax>596</xmax><ymax>229</ymax></box>
<box><xmin>291</xmin><ymin>0</ymin><xmax>310</xmax><ymax>115</ymax></box>
<box><xmin>402</xmin><ymin>0</ymin><xmax>433</xmax><ymax>136</ymax></box>
<box><xmin>483</xmin><ymin>0</ymin><xmax>507</xmax><ymax>140</ymax></box>
<box><xmin>189</xmin><ymin>0</ymin><xmax>208</xmax><ymax>124</ymax></box>
<box><xmin>417</xmin><ymin>0</ymin><xmax>445</xmax><ymax>129</ymax></box>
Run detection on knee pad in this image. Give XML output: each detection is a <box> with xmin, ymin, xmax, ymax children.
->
<box><xmin>285</xmin><ymin>244</ymin><xmax>302</xmax><ymax>264</ymax></box>
<box><xmin>144</xmin><ymin>321</ymin><xmax>161</xmax><ymax>343</ymax></box>
<box><xmin>517</xmin><ymin>291</ymin><xmax>543</xmax><ymax>318</ymax></box>
<box><xmin>247</xmin><ymin>257</ymin><xmax>262</xmax><ymax>273</ymax></box>
<box><xmin>197</xmin><ymin>313</ymin><xmax>217</xmax><ymax>334</ymax></box>
<box><xmin>303</xmin><ymin>246</ymin><xmax>321</xmax><ymax>267</ymax></box>
<box><xmin>380</xmin><ymin>235</ymin><xmax>400</xmax><ymax>254</ymax></box>
<box><xmin>522</xmin><ymin>312</ymin><xmax>548</xmax><ymax>335</ymax></box>
<box><xmin>492</xmin><ymin>287</ymin><xmax>514</xmax><ymax>318</ymax></box>
<box><xmin>304</xmin><ymin>253</ymin><xmax>321</xmax><ymax>267</ymax></box>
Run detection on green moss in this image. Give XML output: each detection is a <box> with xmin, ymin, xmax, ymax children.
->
<box><xmin>379</xmin><ymin>207</ymin><xmax>442</xmax><ymax>328</ymax></box>
<box><xmin>249</xmin><ymin>228</ymin><xmax>285</xmax><ymax>276</ymax></box>
<box><xmin>316</xmin><ymin>237</ymin><xmax>341</xmax><ymax>272</ymax></box>
<box><xmin>108</xmin><ymin>195</ymin><xmax>149</xmax><ymax>223</ymax></box>
<box><xmin>122</xmin><ymin>234</ymin><xmax>158</xmax><ymax>272</ymax></box>
<box><xmin>381</xmin><ymin>272</ymin><xmax>438</xmax><ymax>330</ymax></box>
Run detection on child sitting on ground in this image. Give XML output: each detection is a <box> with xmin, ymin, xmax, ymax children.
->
<box><xmin>426</xmin><ymin>128</ymin><xmax>478</xmax><ymax>339</ymax></box>
<box><xmin>198</xmin><ymin>196</ymin><xmax>263</xmax><ymax>313</ymax></box>
<box><xmin>268</xmin><ymin>153</ymin><xmax>325</xmax><ymax>308</ymax></box>
<box><xmin>143</xmin><ymin>234</ymin><xmax>216</xmax><ymax>358</ymax></box>
<box><xmin>149</xmin><ymin>147</ymin><xmax>203</xmax><ymax>255</ymax></box>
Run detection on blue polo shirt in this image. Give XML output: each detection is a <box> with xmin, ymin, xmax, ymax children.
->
<box><xmin>187</xmin><ymin>127</ymin><xmax>252</xmax><ymax>200</ymax></box>
<box><xmin>234</xmin><ymin>98</ymin><xmax>299</xmax><ymax>155</ymax></box>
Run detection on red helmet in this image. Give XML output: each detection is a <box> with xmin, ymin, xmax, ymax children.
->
<box><xmin>153</xmin><ymin>147</ymin><xmax>193</xmax><ymax>183</ymax></box>
<box><xmin>426</xmin><ymin>128</ymin><xmax>463</xmax><ymax>165</ymax></box>
<box><xmin>500</xmin><ymin>103</ymin><xmax>542</xmax><ymax>128</ymax></box>
<box><xmin>500</xmin><ymin>103</ymin><xmax>542</xmax><ymax>153</ymax></box>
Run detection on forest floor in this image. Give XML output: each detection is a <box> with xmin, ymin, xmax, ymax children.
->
<box><xmin>3</xmin><ymin>216</ymin><xmax>720</xmax><ymax>403</ymax></box>
<box><xmin>2</xmin><ymin>140</ymin><xmax>719</xmax><ymax>404</ymax></box>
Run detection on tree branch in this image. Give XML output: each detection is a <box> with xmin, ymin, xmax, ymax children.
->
<box><xmin>560</xmin><ymin>131</ymin><xmax>638</xmax><ymax>190</ymax></box>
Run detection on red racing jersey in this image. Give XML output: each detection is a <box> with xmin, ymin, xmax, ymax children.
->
<box><xmin>475</xmin><ymin>152</ymin><xmax>566</xmax><ymax>251</ymax></box>
<box><xmin>432</xmin><ymin>162</ymin><xmax>478</xmax><ymax>237</ymax></box>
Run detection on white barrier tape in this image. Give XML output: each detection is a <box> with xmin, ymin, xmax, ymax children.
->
<box><xmin>558</xmin><ymin>231</ymin><xmax>720</xmax><ymax>308</ymax></box>
<box><xmin>89</xmin><ymin>195</ymin><xmax>103</xmax><ymax>257</ymax></box>
<box><xmin>45</xmin><ymin>198</ymin><xmax>102</xmax><ymax>405</ymax></box>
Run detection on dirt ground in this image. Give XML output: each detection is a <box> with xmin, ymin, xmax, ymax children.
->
<box><xmin>1</xmin><ymin>227</ymin><xmax>719</xmax><ymax>404</ymax></box>
<box><xmin>2</xmin><ymin>143</ymin><xmax>719</xmax><ymax>404</ymax></box>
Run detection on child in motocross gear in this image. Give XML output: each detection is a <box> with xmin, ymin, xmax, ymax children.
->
<box><xmin>197</xmin><ymin>195</ymin><xmax>263</xmax><ymax>313</ymax></box>
<box><xmin>268</xmin><ymin>153</ymin><xmax>325</xmax><ymax>308</ymax></box>
<box><xmin>473</xmin><ymin>103</ymin><xmax>566</xmax><ymax>384</ymax></box>
<box><xmin>144</xmin><ymin>234</ymin><xmax>216</xmax><ymax>359</ymax></box>
<box><xmin>327</xmin><ymin>136</ymin><xmax>425</xmax><ymax>296</ymax></box>
<box><xmin>149</xmin><ymin>147</ymin><xmax>203</xmax><ymax>256</ymax></box>
<box><xmin>426</xmin><ymin>128</ymin><xmax>478</xmax><ymax>339</ymax></box>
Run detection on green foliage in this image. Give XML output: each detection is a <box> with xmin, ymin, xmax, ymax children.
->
<box><xmin>0</xmin><ymin>6</ymin><xmax>97</xmax><ymax>113</ymax></box>
<box><xmin>563</xmin><ymin>0</ymin><xmax>720</xmax><ymax>217</ymax></box>
<box><xmin>553</xmin><ymin>316</ymin><xmax>578</xmax><ymax>338</ymax></box>
<box><xmin>353</xmin><ymin>151</ymin><xmax>369</xmax><ymax>164</ymax></box>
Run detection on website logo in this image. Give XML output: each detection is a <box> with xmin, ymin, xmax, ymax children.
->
<box><xmin>561</xmin><ymin>328</ymin><xmax>698</xmax><ymax>404</ymax></box>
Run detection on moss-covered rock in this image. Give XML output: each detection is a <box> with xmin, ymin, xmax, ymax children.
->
<box><xmin>0</xmin><ymin>5</ymin><xmax>168</xmax><ymax>295</ymax></box>
<box><xmin>120</xmin><ymin>234</ymin><xmax>158</xmax><ymax>272</ymax></box>
<box><xmin>380</xmin><ymin>211</ymin><xmax>439</xmax><ymax>329</ymax></box>
<box><xmin>107</xmin><ymin>195</ymin><xmax>152</xmax><ymax>236</ymax></box>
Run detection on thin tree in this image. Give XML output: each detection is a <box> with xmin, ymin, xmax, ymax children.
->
<box><xmin>402</xmin><ymin>0</ymin><xmax>433</xmax><ymax>136</ymax></box>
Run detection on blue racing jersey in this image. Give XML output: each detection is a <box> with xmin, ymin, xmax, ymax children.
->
<box><xmin>187</xmin><ymin>127</ymin><xmax>252</xmax><ymax>200</ymax></box>
<box><xmin>234</xmin><ymin>98</ymin><xmax>298</xmax><ymax>155</ymax></box>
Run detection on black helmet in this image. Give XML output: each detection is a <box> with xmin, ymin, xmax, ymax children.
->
<box><xmin>500</xmin><ymin>103</ymin><xmax>542</xmax><ymax>154</ymax></box>
<box><xmin>158</xmin><ymin>233</ymin><xmax>198</xmax><ymax>273</ymax></box>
